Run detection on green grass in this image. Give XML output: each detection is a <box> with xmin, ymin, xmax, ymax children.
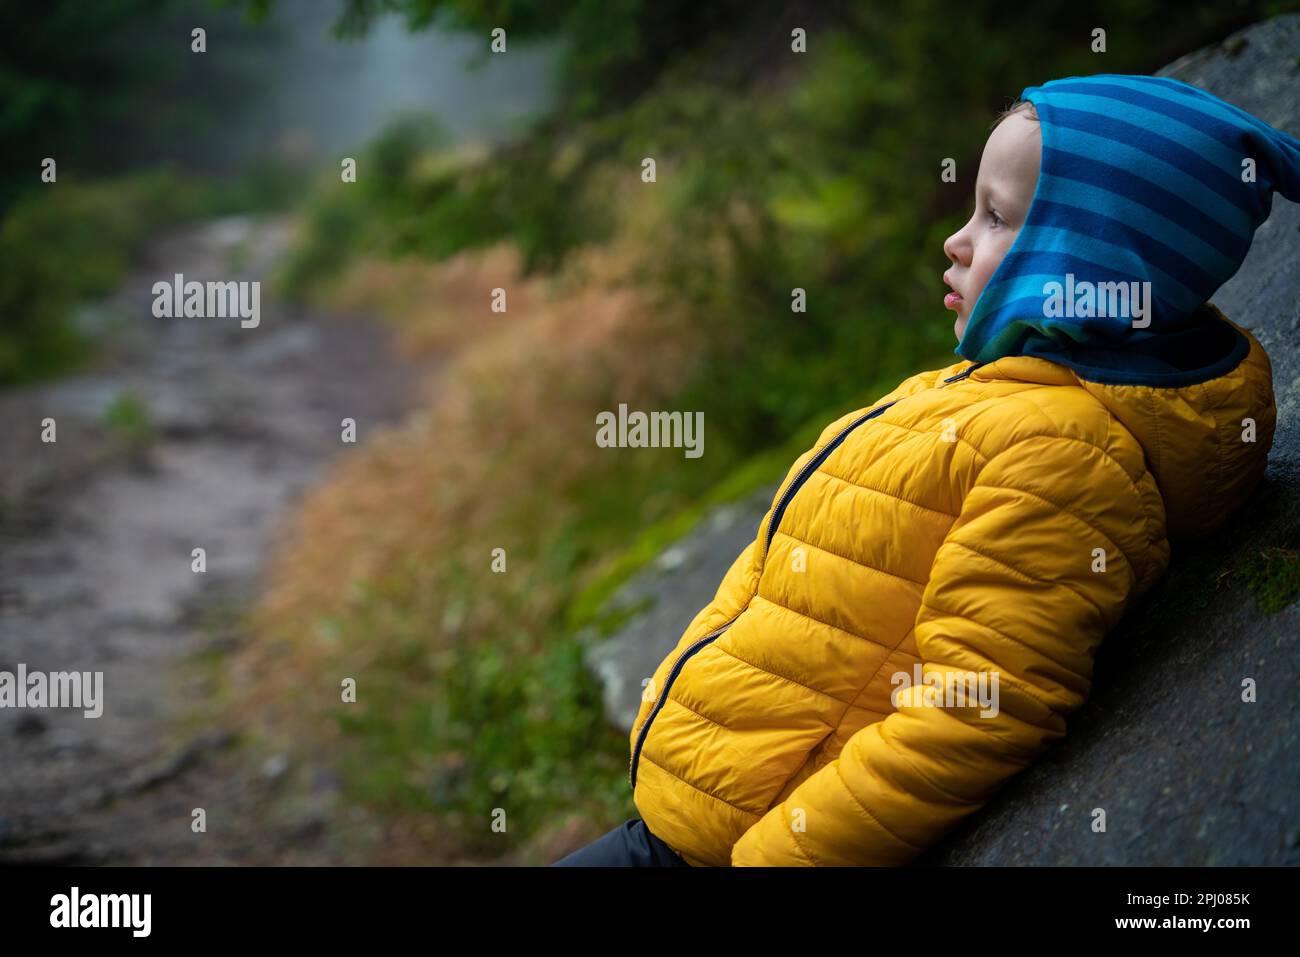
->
<box><xmin>102</xmin><ymin>389</ymin><xmax>155</xmax><ymax>450</ymax></box>
<box><xmin>313</xmin><ymin>561</ymin><xmax>635</xmax><ymax>855</ymax></box>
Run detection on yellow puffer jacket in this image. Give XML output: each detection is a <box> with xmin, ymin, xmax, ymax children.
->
<box><xmin>628</xmin><ymin>306</ymin><xmax>1275</xmax><ymax>867</ymax></box>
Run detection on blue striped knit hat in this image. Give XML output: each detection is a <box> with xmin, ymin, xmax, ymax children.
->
<box><xmin>955</xmin><ymin>73</ymin><xmax>1300</xmax><ymax>385</ymax></box>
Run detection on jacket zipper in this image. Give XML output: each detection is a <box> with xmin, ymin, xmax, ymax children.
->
<box><xmin>628</xmin><ymin>617</ymin><xmax>736</xmax><ymax>789</ymax></box>
<box><xmin>627</xmin><ymin>360</ymin><xmax>985</xmax><ymax>792</ymax></box>
<box><xmin>760</xmin><ymin>401</ymin><xmax>898</xmax><ymax>559</ymax></box>
<box><xmin>759</xmin><ymin>361</ymin><xmax>984</xmax><ymax>561</ymax></box>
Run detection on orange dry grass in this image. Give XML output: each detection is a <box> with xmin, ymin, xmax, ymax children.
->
<box><xmin>327</xmin><ymin>244</ymin><xmax>545</xmax><ymax>359</ymax></box>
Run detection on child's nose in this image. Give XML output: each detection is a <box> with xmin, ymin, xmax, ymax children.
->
<box><xmin>943</xmin><ymin>228</ymin><xmax>969</xmax><ymax>266</ymax></box>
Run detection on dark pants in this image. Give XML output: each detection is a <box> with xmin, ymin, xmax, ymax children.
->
<box><xmin>550</xmin><ymin>818</ymin><xmax>691</xmax><ymax>867</ymax></box>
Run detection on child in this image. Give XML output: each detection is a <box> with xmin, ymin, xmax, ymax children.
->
<box><xmin>554</xmin><ymin>73</ymin><xmax>1292</xmax><ymax>867</ymax></box>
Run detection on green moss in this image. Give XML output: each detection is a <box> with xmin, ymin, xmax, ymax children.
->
<box><xmin>565</xmin><ymin>503</ymin><xmax>713</xmax><ymax>633</ymax></box>
<box><xmin>1239</xmin><ymin>546</ymin><xmax>1300</xmax><ymax>614</ymax></box>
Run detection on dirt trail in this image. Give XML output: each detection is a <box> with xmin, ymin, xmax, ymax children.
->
<box><xmin>0</xmin><ymin>216</ymin><xmax>427</xmax><ymax>863</ymax></box>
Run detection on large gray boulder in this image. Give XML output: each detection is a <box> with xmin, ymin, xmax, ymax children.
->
<box><xmin>583</xmin><ymin>482</ymin><xmax>778</xmax><ymax>734</ymax></box>
<box><xmin>584</xmin><ymin>14</ymin><xmax>1300</xmax><ymax>865</ymax></box>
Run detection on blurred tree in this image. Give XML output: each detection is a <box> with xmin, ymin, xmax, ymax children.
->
<box><xmin>0</xmin><ymin>0</ymin><xmax>276</xmax><ymax>214</ymax></box>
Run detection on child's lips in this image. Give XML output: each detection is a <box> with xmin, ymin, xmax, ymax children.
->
<box><xmin>942</xmin><ymin>271</ymin><xmax>963</xmax><ymax>310</ymax></box>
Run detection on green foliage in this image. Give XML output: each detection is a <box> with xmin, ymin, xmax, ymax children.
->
<box><xmin>324</xmin><ymin>558</ymin><xmax>634</xmax><ymax>853</ymax></box>
<box><xmin>277</xmin><ymin>114</ymin><xmax>510</xmax><ymax>295</ymax></box>
<box><xmin>0</xmin><ymin>0</ymin><xmax>278</xmax><ymax>215</ymax></box>
<box><xmin>0</xmin><ymin>172</ymin><xmax>177</xmax><ymax>384</ymax></box>
<box><xmin>0</xmin><ymin>164</ymin><xmax>305</xmax><ymax>386</ymax></box>
<box><xmin>277</xmin><ymin>112</ymin><xmax>610</xmax><ymax>296</ymax></box>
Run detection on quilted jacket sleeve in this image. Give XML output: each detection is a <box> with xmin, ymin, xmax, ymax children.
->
<box><xmin>730</xmin><ymin>431</ymin><xmax>1168</xmax><ymax>865</ymax></box>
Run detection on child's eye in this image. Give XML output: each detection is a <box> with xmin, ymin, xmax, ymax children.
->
<box><xmin>988</xmin><ymin>210</ymin><xmax>1004</xmax><ymax>228</ymax></box>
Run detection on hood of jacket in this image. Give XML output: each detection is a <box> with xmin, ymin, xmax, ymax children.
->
<box><xmin>956</xmin><ymin>73</ymin><xmax>1300</xmax><ymax>389</ymax></box>
<box><xmin>969</xmin><ymin>303</ymin><xmax>1275</xmax><ymax>540</ymax></box>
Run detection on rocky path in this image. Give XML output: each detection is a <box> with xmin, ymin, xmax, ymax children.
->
<box><xmin>0</xmin><ymin>216</ymin><xmax>426</xmax><ymax>863</ymax></box>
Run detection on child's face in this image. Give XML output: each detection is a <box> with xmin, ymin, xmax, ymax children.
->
<box><xmin>943</xmin><ymin>108</ymin><xmax>1041</xmax><ymax>342</ymax></box>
